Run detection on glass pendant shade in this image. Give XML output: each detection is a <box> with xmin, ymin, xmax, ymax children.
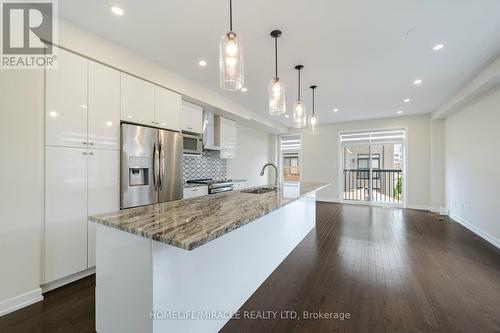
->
<box><xmin>268</xmin><ymin>77</ymin><xmax>286</xmax><ymax>115</ymax></box>
<box><xmin>293</xmin><ymin>100</ymin><xmax>307</xmax><ymax>128</ymax></box>
<box><xmin>310</xmin><ymin>114</ymin><xmax>319</xmax><ymax>135</ymax></box>
<box><xmin>309</xmin><ymin>85</ymin><xmax>319</xmax><ymax>135</ymax></box>
<box><xmin>219</xmin><ymin>32</ymin><xmax>244</xmax><ymax>90</ymax></box>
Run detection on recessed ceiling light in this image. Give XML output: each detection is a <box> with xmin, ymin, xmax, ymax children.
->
<box><xmin>284</xmin><ymin>114</ymin><xmax>289</xmax><ymax>118</ymax></box>
<box><xmin>413</xmin><ymin>79</ymin><xmax>423</xmax><ymax>85</ymax></box>
<box><xmin>432</xmin><ymin>43</ymin><xmax>444</xmax><ymax>51</ymax></box>
<box><xmin>403</xmin><ymin>98</ymin><xmax>410</xmax><ymax>103</ymax></box>
<box><xmin>198</xmin><ymin>60</ymin><xmax>207</xmax><ymax>67</ymax></box>
<box><xmin>106</xmin><ymin>121</ymin><xmax>113</xmax><ymax>127</ymax></box>
<box><xmin>127</xmin><ymin>115</ymin><xmax>133</xmax><ymax>119</ymax></box>
<box><xmin>397</xmin><ymin>110</ymin><xmax>403</xmax><ymax>114</ymax></box>
<box><xmin>49</xmin><ymin>111</ymin><xmax>58</xmax><ymax>118</ymax></box>
<box><xmin>110</xmin><ymin>6</ymin><xmax>124</xmax><ymax>16</ymax></box>
<box><xmin>80</xmin><ymin>104</ymin><xmax>87</xmax><ymax>108</ymax></box>
<box><xmin>333</xmin><ymin>108</ymin><xmax>339</xmax><ymax>113</ymax></box>
<box><xmin>241</xmin><ymin>87</ymin><xmax>247</xmax><ymax>92</ymax></box>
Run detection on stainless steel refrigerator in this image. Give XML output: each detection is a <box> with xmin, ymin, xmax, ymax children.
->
<box><xmin>121</xmin><ymin>123</ymin><xmax>183</xmax><ymax>209</ymax></box>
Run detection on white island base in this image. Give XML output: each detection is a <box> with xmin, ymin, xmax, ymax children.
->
<box><xmin>95</xmin><ymin>192</ymin><xmax>316</xmax><ymax>333</ymax></box>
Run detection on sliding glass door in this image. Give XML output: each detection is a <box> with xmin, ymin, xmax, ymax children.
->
<box><xmin>341</xmin><ymin>130</ymin><xmax>405</xmax><ymax>206</ymax></box>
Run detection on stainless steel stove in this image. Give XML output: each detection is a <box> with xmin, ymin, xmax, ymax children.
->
<box><xmin>186</xmin><ymin>178</ymin><xmax>234</xmax><ymax>194</ymax></box>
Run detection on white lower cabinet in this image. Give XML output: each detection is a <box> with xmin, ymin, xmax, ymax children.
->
<box><xmin>45</xmin><ymin>146</ymin><xmax>88</xmax><ymax>283</ymax></box>
<box><xmin>183</xmin><ymin>186</ymin><xmax>208</xmax><ymax>199</ymax></box>
<box><xmin>44</xmin><ymin>146</ymin><xmax>119</xmax><ymax>283</ymax></box>
<box><xmin>87</xmin><ymin>149</ymin><xmax>120</xmax><ymax>267</ymax></box>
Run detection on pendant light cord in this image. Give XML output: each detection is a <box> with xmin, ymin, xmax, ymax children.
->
<box><xmin>229</xmin><ymin>0</ymin><xmax>233</xmax><ymax>31</ymax></box>
<box><xmin>298</xmin><ymin>68</ymin><xmax>301</xmax><ymax>100</ymax></box>
<box><xmin>312</xmin><ymin>88</ymin><xmax>315</xmax><ymax>115</ymax></box>
<box><xmin>274</xmin><ymin>37</ymin><xmax>278</xmax><ymax>78</ymax></box>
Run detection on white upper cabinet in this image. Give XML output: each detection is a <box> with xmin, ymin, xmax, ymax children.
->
<box><xmin>87</xmin><ymin>149</ymin><xmax>120</xmax><ymax>268</ymax></box>
<box><xmin>89</xmin><ymin>61</ymin><xmax>121</xmax><ymax>150</ymax></box>
<box><xmin>155</xmin><ymin>87</ymin><xmax>181</xmax><ymax>131</ymax></box>
<box><xmin>121</xmin><ymin>73</ymin><xmax>155</xmax><ymax>126</ymax></box>
<box><xmin>181</xmin><ymin>101</ymin><xmax>203</xmax><ymax>134</ymax></box>
<box><xmin>45</xmin><ymin>146</ymin><xmax>88</xmax><ymax>283</ymax></box>
<box><xmin>46</xmin><ymin>48</ymin><xmax>88</xmax><ymax>148</ymax></box>
<box><xmin>217</xmin><ymin>117</ymin><xmax>237</xmax><ymax>159</ymax></box>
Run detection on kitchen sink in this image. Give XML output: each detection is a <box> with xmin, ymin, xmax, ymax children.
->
<box><xmin>242</xmin><ymin>186</ymin><xmax>278</xmax><ymax>195</ymax></box>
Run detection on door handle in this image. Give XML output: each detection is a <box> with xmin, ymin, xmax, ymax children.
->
<box><xmin>152</xmin><ymin>143</ymin><xmax>158</xmax><ymax>190</ymax></box>
<box><xmin>159</xmin><ymin>143</ymin><xmax>165</xmax><ymax>190</ymax></box>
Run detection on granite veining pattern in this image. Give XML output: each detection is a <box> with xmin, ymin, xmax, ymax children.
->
<box><xmin>89</xmin><ymin>182</ymin><xmax>330</xmax><ymax>251</ymax></box>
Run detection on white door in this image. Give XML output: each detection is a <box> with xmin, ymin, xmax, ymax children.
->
<box><xmin>155</xmin><ymin>87</ymin><xmax>181</xmax><ymax>131</ymax></box>
<box><xmin>89</xmin><ymin>61</ymin><xmax>121</xmax><ymax>150</ymax></box>
<box><xmin>46</xmin><ymin>48</ymin><xmax>88</xmax><ymax>148</ymax></box>
<box><xmin>87</xmin><ymin>149</ymin><xmax>120</xmax><ymax>268</ymax></box>
<box><xmin>181</xmin><ymin>101</ymin><xmax>203</xmax><ymax>134</ymax></box>
<box><xmin>45</xmin><ymin>146</ymin><xmax>88</xmax><ymax>283</ymax></box>
<box><xmin>121</xmin><ymin>73</ymin><xmax>155</xmax><ymax>126</ymax></box>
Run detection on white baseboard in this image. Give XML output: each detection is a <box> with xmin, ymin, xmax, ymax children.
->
<box><xmin>42</xmin><ymin>267</ymin><xmax>95</xmax><ymax>293</ymax></box>
<box><xmin>450</xmin><ymin>213</ymin><xmax>500</xmax><ymax>250</ymax></box>
<box><xmin>318</xmin><ymin>199</ymin><xmax>431</xmax><ymax>211</ymax></box>
<box><xmin>316</xmin><ymin>197</ymin><xmax>341</xmax><ymax>203</ymax></box>
<box><xmin>0</xmin><ymin>288</ymin><xmax>43</xmax><ymax>317</ymax></box>
<box><xmin>406</xmin><ymin>204</ymin><xmax>431</xmax><ymax>211</ymax></box>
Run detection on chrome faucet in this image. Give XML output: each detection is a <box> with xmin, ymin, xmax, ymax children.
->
<box><xmin>260</xmin><ymin>163</ymin><xmax>278</xmax><ymax>187</ymax></box>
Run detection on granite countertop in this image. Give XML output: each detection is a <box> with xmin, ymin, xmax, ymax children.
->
<box><xmin>89</xmin><ymin>182</ymin><xmax>330</xmax><ymax>251</ymax></box>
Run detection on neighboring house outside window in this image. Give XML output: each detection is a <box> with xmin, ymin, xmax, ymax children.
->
<box><xmin>357</xmin><ymin>154</ymin><xmax>380</xmax><ymax>179</ymax></box>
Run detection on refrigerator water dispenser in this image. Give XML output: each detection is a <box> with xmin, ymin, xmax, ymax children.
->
<box><xmin>128</xmin><ymin>156</ymin><xmax>149</xmax><ymax>186</ymax></box>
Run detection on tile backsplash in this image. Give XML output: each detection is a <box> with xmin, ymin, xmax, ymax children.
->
<box><xmin>183</xmin><ymin>152</ymin><xmax>227</xmax><ymax>182</ymax></box>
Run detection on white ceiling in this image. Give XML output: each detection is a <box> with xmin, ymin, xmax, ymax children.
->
<box><xmin>60</xmin><ymin>0</ymin><xmax>500</xmax><ymax>127</ymax></box>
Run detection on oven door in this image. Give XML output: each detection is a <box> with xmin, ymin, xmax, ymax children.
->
<box><xmin>183</xmin><ymin>134</ymin><xmax>202</xmax><ymax>155</ymax></box>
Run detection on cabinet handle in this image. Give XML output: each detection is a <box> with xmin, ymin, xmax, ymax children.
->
<box><xmin>82</xmin><ymin>141</ymin><xmax>87</xmax><ymax>145</ymax></box>
<box><xmin>89</xmin><ymin>142</ymin><xmax>94</xmax><ymax>146</ymax></box>
<box><xmin>193</xmin><ymin>189</ymin><xmax>198</xmax><ymax>191</ymax></box>
<box><xmin>83</xmin><ymin>152</ymin><xmax>87</xmax><ymax>155</ymax></box>
<box><xmin>89</xmin><ymin>152</ymin><xmax>94</xmax><ymax>155</ymax></box>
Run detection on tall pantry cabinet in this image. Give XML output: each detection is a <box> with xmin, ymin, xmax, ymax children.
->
<box><xmin>44</xmin><ymin>48</ymin><xmax>120</xmax><ymax>283</ymax></box>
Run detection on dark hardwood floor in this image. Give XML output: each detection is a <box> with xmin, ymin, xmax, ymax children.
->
<box><xmin>2</xmin><ymin>202</ymin><xmax>500</xmax><ymax>333</ymax></box>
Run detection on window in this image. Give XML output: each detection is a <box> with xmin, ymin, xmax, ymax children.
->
<box><xmin>357</xmin><ymin>154</ymin><xmax>380</xmax><ymax>179</ymax></box>
<box><xmin>280</xmin><ymin>135</ymin><xmax>301</xmax><ymax>183</ymax></box>
<box><xmin>340</xmin><ymin>129</ymin><xmax>406</xmax><ymax>205</ymax></box>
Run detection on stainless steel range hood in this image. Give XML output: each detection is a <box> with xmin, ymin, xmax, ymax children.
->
<box><xmin>203</xmin><ymin>112</ymin><xmax>221</xmax><ymax>151</ymax></box>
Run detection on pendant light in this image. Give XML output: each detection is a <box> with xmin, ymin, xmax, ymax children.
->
<box><xmin>268</xmin><ymin>30</ymin><xmax>286</xmax><ymax>115</ymax></box>
<box><xmin>309</xmin><ymin>85</ymin><xmax>319</xmax><ymax>135</ymax></box>
<box><xmin>219</xmin><ymin>0</ymin><xmax>244</xmax><ymax>90</ymax></box>
<box><xmin>293</xmin><ymin>65</ymin><xmax>307</xmax><ymax>128</ymax></box>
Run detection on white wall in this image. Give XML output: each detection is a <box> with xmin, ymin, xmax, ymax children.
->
<box><xmin>227</xmin><ymin>124</ymin><xmax>275</xmax><ymax>187</ymax></box>
<box><xmin>0</xmin><ymin>70</ymin><xmax>44</xmax><ymax>314</ymax></box>
<box><xmin>289</xmin><ymin>114</ymin><xmax>432</xmax><ymax>208</ymax></box>
<box><xmin>430</xmin><ymin>119</ymin><xmax>445</xmax><ymax>212</ymax></box>
<box><xmin>445</xmin><ymin>87</ymin><xmax>500</xmax><ymax>247</ymax></box>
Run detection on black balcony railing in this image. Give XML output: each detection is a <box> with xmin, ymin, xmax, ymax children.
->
<box><xmin>343</xmin><ymin>169</ymin><xmax>402</xmax><ymax>204</ymax></box>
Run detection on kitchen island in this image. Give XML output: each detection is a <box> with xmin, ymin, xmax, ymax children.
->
<box><xmin>90</xmin><ymin>182</ymin><xmax>329</xmax><ymax>333</ymax></box>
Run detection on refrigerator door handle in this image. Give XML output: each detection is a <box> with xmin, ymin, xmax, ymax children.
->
<box><xmin>159</xmin><ymin>143</ymin><xmax>165</xmax><ymax>190</ymax></box>
<box><xmin>152</xmin><ymin>142</ymin><xmax>158</xmax><ymax>190</ymax></box>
